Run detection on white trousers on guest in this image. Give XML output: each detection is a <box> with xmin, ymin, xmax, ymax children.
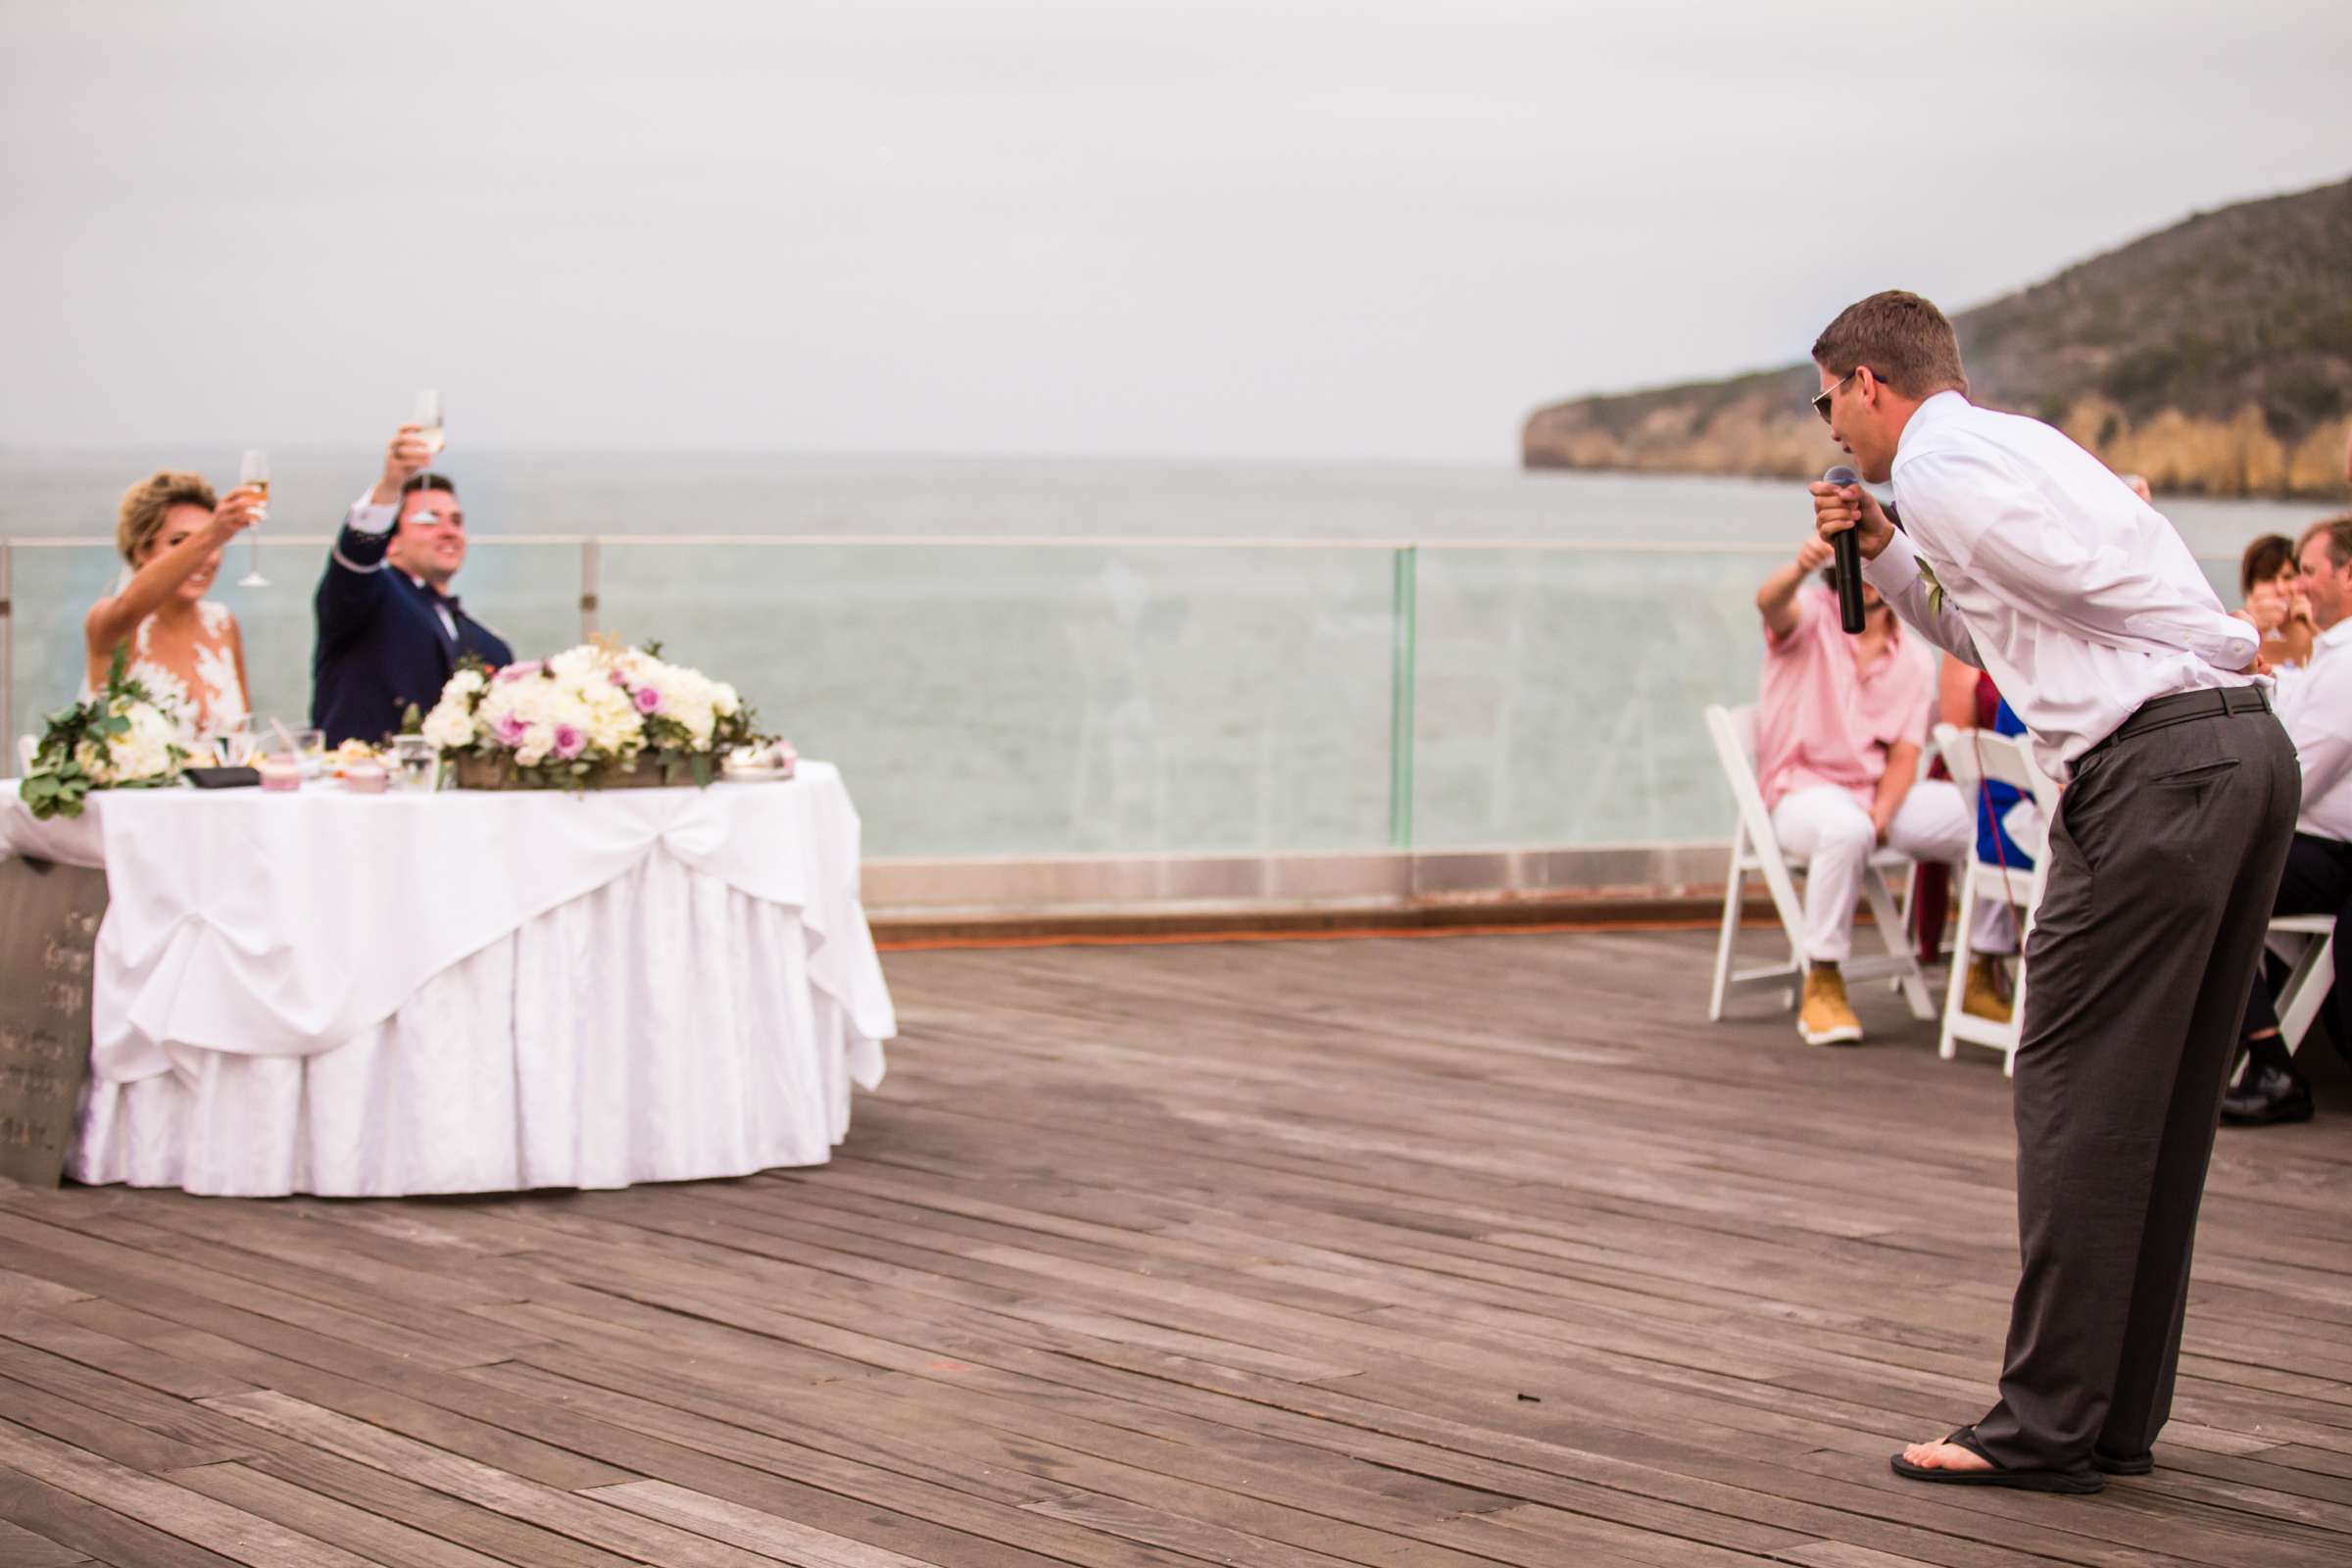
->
<box><xmin>1771</xmin><ymin>780</ymin><xmax>2012</xmax><ymax>965</ymax></box>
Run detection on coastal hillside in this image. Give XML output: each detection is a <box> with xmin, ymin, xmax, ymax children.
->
<box><xmin>1523</xmin><ymin>176</ymin><xmax>2352</xmax><ymax>497</ymax></box>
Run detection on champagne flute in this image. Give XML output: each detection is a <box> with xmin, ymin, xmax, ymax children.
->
<box><xmin>236</xmin><ymin>448</ymin><xmax>270</xmax><ymax>588</ymax></box>
<box><xmin>414</xmin><ymin>390</ymin><xmax>445</xmax><ymax>488</ymax></box>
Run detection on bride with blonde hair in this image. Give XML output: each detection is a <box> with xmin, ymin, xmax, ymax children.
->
<box><xmin>82</xmin><ymin>470</ymin><xmax>265</xmax><ymax>743</ymax></box>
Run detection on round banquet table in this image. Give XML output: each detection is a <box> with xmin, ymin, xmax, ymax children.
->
<box><xmin>0</xmin><ymin>764</ymin><xmax>895</xmax><ymax>1197</ymax></box>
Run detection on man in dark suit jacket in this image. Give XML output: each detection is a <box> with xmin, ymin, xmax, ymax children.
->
<box><xmin>312</xmin><ymin>423</ymin><xmax>514</xmax><ymax>744</ymax></box>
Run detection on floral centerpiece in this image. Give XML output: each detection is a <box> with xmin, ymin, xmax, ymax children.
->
<box><xmin>19</xmin><ymin>647</ymin><xmax>190</xmax><ymax>819</ymax></box>
<box><xmin>418</xmin><ymin>639</ymin><xmax>762</xmax><ymax>790</ymax></box>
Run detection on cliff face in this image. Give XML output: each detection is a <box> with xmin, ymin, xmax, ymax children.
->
<box><xmin>1524</xmin><ymin>176</ymin><xmax>2352</xmax><ymax>498</ymax></box>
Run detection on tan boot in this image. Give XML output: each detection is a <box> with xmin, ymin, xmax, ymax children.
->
<box><xmin>1962</xmin><ymin>956</ymin><xmax>2013</xmax><ymax>1024</ymax></box>
<box><xmin>1798</xmin><ymin>963</ymin><xmax>1863</xmax><ymax>1046</ymax></box>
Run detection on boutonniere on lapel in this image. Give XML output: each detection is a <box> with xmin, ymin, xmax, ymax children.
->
<box><xmin>1917</xmin><ymin>558</ymin><xmax>1946</xmax><ymax>617</ymax></box>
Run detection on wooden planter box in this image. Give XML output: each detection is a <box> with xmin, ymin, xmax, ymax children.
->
<box><xmin>451</xmin><ymin>750</ymin><xmax>703</xmax><ymax>791</ymax></box>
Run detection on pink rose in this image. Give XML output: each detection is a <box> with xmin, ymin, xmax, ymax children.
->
<box><xmin>497</xmin><ymin>661</ymin><xmax>545</xmax><ymax>683</ymax></box>
<box><xmin>493</xmin><ymin>713</ymin><xmax>529</xmax><ymax>746</ymax></box>
<box><xmin>633</xmin><ymin>686</ymin><xmax>663</xmax><ymax>715</ymax></box>
<box><xmin>553</xmin><ymin>723</ymin><xmax>586</xmax><ymax>759</ymax></box>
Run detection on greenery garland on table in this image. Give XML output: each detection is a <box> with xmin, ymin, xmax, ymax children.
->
<box><xmin>20</xmin><ymin>646</ymin><xmax>191</xmax><ymax>820</ymax></box>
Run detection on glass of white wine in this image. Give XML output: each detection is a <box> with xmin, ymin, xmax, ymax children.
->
<box><xmin>236</xmin><ymin>448</ymin><xmax>270</xmax><ymax>588</ymax></box>
<box><xmin>414</xmin><ymin>390</ymin><xmax>445</xmax><ymax>485</ymax></box>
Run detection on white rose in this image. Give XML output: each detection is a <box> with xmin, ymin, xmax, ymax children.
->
<box><xmin>549</xmin><ymin>646</ymin><xmax>602</xmax><ymax>681</ymax></box>
<box><xmin>711</xmin><ymin>682</ymin><xmax>740</xmax><ymax>717</ymax></box>
<box><xmin>448</xmin><ymin>667</ymin><xmax>488</xmax><ymax>698</ymax></box>
<box><xmin>421</xmin><ymin>702</ymin><xmax>475</xmax><ymax>751</ymax></box>
<box><xmin>111</xmin><ymin>732</ymin><xmax>168</xmax><ymax>780</ymax></box>
<box><xmin>586</xmin><ymin>706</ymin><xmax>641</xmax><ymax>755</ymax></box>
<box><xmin>104</xmin><ymin>704</ymin><xmax>181</xmax><ymax>781</ymax></box>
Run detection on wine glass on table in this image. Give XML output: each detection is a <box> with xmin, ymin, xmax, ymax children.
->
<box><xmin>235</xmin><ymin>448</ymin><xmax>270</xmax><ymax>588</ymax></box>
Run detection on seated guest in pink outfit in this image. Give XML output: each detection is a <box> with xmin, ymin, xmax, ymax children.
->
<box><xmin>1755</xmin><ymin>532</ymin><xmax>1974</xmax><ymax>1045</ymax></box>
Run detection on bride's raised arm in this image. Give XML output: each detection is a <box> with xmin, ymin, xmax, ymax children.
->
<box><xmin>84</xmin><ymin>479</ymin><xmax>263</xmax><ymax>663</ymax></box>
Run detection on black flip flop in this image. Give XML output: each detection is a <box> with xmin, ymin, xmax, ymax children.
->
<box><xmin>1888</xmin><ymin>1426</ymin><xmax>2105</xmax><ymax>1494</ymax></box>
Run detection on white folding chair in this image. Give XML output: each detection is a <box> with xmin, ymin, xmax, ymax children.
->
<box><xmin>2264</xmin><ymin>913</ymin><xmax>2335</xmax><ymax>1057</ymax></box>
<box><xmin>1704</xmin><ymin>704</ymin><xmax>1936</xmax><ymax>1024</ymax></box>
<box><xmin>1934</xmin><ymin>723</ymin><xmax>2061</xmax><ymax>1074</ymax></box>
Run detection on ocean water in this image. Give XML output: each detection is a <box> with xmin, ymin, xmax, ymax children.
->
<box><xmin>2</xmin><ymin>447</ymin><xmax>2311</xmax><ymax>551</ymax></box>
<box><xmin>3</xmin><ymin>450</ymin><xmax>2324</xmax><ymax>859</ymax></box>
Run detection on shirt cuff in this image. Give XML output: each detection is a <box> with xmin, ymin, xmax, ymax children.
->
<box><xmin>2209</xmin><ymin>617</ymin><xmax>2261</xmax><ymax>674</ymax></box>
<box><xmin>1861</xmin><ymin>529</ymin><xmax>1922</xmax><ymax>595</ymax></box>
<box><xmin>346</xmin><ymin>492</ymin><xmax>397</xmax><ymax>535</ymax></box>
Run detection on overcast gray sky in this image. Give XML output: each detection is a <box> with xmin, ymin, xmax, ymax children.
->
<box><xmin>3</xmin><ymin>0</ymin><xmax>2346</xmax><ymax>465</ymax></box>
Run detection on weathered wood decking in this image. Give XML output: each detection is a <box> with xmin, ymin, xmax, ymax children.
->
<box><xmin>4</xmin><ymin>927</ymin><xmax>2351</xmax><ymax>1567</ymax></box>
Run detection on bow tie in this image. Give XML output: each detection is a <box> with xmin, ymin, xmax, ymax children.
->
<box><xmin>433</xmin><ymin>591</ymin><xmax>462</xmax><ymax>617</ymax></box>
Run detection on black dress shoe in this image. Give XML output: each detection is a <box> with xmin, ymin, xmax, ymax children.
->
<box><xmin>2221</xmin><ymin>1065</ymin><xmax>2315</xmax><ymax>1126</ymax></box>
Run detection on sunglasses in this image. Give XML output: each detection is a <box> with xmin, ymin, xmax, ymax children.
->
<box><xmin>1812</xmin><ymin>368</ymin><xmax>1868</xmax><ymax>423</ymax></box>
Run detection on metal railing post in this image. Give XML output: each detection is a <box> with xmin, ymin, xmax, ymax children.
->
<box><xmin>1388</xmin><ymin>544</ymin><xmax>1417</xmax><ymax>850</ymax></box>
<box><xmin>0</xmin><ymin>542</ymin><xmax>13</xmax><ymax>763</ymax></box>
<box><xmin>579</xmin><ymin>538</ymin><xmax>601</xmax><ymax>642</ymax></box>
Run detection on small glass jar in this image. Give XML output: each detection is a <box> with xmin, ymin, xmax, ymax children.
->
<box><xmin>390</xmin><ymin>736</ymin><xmax>440</xmax><ymax>794</ymax></box>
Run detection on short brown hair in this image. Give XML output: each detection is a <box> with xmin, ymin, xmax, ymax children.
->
<box><xmin>1811</xmin><ymin>290</ymin><xmax>1970</xmax><ymax>400</ymax></box>
<box><xmin>115</xmin><ymin>469</ymin><xmax>218</xmax><ymax>565</ymax></box>
<box><xmin>2297</xmin><ymin>514</ymin><xmax>2352</xmax><ymax>573</ymax></box>
<box><xmin>2241</xmin><ymin>533</ymin><xmax>2296</xmax><ymax>596</ymax></box>
<box><xmin>390</xmin><ymin>471</ymin><xmax>458</xmax><ymax>535</ymax></box>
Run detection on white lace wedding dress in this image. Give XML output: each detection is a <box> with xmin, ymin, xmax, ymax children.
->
<box><xmin>82</xmin><ymin>600</ymin><xmax>250</xmax><ymax>744</ymax></box>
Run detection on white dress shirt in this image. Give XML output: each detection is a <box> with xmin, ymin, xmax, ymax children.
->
<box><xmin>2276</xmin><ymin>616</ymin><xmax>2352</xmax><ymax>842</ymax></box>
<box><xmin>343</xmin><ymin>492</ymin><xmax>457</xmax><ymax>641</ymax></box>
<box><xmin>1863</xmin><ymin>392</ymin><xmax>2258</xmax><ymax>779</ymax></box>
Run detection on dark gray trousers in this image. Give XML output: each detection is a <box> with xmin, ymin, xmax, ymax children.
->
<box><xmin>1972</xmin><ymin>696</ymin><xmax>2297</xmax><ymax>1474</ymax></box>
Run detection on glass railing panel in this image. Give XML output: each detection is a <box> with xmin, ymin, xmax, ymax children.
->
<box><xmin>1411</xmin><ymin>547</ymin><xmax>1788</xmax><ymax>849</ymax></box>
<box><xmin>6</xmin><ymin>540</ymin><xmax>581</xmax><ymax>751</ymax></box>
<box><xmin>8</xmin><ymin>543</ymin><xmax>129</xmax><ymax>745</ymax></box>
<box><xmin>4</xmin><ymin>536</ymin><xmax>2289</xmax><ymax>850</ymax></box>
<box><xmin>594</xmin><ymin>542</ymin><xmax>1397</xmax><ymax>858</ymax></box>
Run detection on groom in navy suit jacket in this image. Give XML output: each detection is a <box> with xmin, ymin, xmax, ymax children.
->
<box><xmin>312</xmin><ymin>424</ymin><xmax>514</xmax><ymax>744</ymax></box>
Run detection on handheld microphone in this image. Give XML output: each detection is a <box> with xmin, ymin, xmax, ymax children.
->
<box><xmin>1823</xmin><ymin>465</ymin><xmax>1867</xmax><ymax>634</ymax></box>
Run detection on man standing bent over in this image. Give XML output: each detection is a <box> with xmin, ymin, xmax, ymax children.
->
<box><xmin>1812</xmin><ymin>290</ymin><xmax>2293</xmax><ymax>1494</ymax></box>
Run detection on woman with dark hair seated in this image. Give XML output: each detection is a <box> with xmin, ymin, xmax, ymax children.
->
<box><xmin>2242</xmin><ymin>532</ymin><xmax>2316</xmax><ymax>672</ymax></box>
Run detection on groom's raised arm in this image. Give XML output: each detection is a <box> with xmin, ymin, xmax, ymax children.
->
<box><xmin>315</xmin><ymin>490</ymin><xmax>397</xmax><ymax>644</ymax></box>
<box><xmin>316</xmin><ymin>424</ymin><xmax>432</xmax><ymax>645</ymax></box>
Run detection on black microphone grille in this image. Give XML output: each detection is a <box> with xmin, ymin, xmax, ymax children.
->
<box><xmin>1823</xmin><ymin>465</ymin><xmax>1859</xmax><ymax>485</ymax></box>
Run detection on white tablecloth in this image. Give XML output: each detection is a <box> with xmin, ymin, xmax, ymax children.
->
<box><xmin>0</xmin><ymin>765</ymin><xmax>895</xmax><ymax>1197</ymax></box>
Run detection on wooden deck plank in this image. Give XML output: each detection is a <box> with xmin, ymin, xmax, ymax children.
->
<box><xmin>161</xmin><ymin>1460</ymin><xmax>516</xmax><ymax>1568</ymax></box>
<box><xmin>0</xmin><ymin>1468</ymin><xmax>241</xmax><ymax>1568</ymax></box>
<box><xmin>0</xmin><ymin>1511</ymin><xmax>97</xmax><ymax>1568</ymax></box>
<box><xmin>0</xmin><ymin>1416</ymin><xmax>385</xmax><ymax>1568</ymax></box>
<box><xmin>1</xmin><ymin>928</ymin><xmax>2348</xmax><ymax>1568</ymax></box>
